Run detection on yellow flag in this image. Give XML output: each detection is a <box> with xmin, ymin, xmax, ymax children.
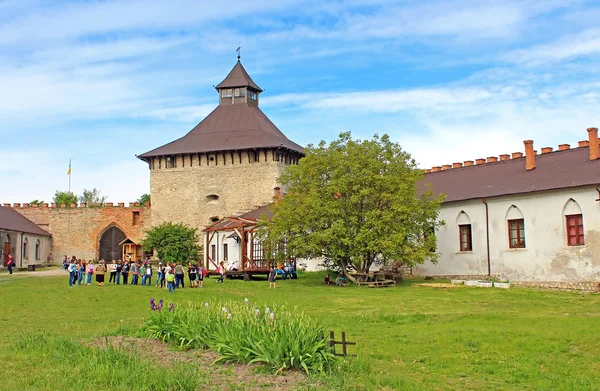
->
<box><xmin>67</xmin><ymin>160</ymin><xmax>71</xmax><ymax>175</ymax></box>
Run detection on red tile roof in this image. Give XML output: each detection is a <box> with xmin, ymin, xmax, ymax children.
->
<box><xmin>423</xmin><ymin>146</ymin><xmax>600</xmax><ymax>203</ymax></box>
<box><xmin>0</xmin><ymin>206</ymin><xmax>51</xmax><ymax>236</ymax></box>
<box><xmin>138</xmin><ymin>104</ymin><xmax>304</xmax><ymax>159</ymax></box>
<box><xmin>215</xmin><ymin>60</ymin><xmax>262</xmax><ymax>92</ymax></box>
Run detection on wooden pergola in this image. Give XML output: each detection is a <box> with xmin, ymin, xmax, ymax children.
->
<box><xmin>203</xmin><ymin>205</ymin><xmax>275</xmax><ymax>275</ymax></box>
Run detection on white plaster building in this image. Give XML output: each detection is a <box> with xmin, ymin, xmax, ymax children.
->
<box><xmin>416</xmin><ymin>128</ymin><xmax>600</xmax><ymax>285</ymax></box>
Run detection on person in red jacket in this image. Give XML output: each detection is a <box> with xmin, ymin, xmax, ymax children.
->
<box><xmin>7</xmin><ymin>254</ymin><xmax>15</xmax><ymax>274</ymax></box>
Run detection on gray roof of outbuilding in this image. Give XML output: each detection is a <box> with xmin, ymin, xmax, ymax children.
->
<box><xmin>215</xmin><ymin>60</ymin><xmax>263</xmax><ymax>92</ymax></box>
<box><xmin>423</xmin><ymin>146</ymin><xmax>600</xmax><ymax>203</ymax></box>
<box><xmin>0</xmin><ymin>207</ymin><xmax>51</xmax><ymax>236</ymax></box>
<box><xmin>138</xmin><ymin>103</ymin><xmax>304</xmax><ymax>159</ymax></box>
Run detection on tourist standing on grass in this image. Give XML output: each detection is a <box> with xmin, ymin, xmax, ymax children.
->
<box><xmin>109</xmin><ymin>260</ymin><xmax>117</xmax><ymax>284</ymax></box>
<box><xmin>121</xmin><ymin>261</ymin><xmax>130</xmax><ymax>285</ymax></box>
<box><xmin>216</xmin><ymin>261</ymin><xmax>225</xmax><ymax>284</ymax></box>
<box><xmin>62</xmin><ymin>255</ymin><xmax>68</xmax><ymax>270</ymax></box>
<box><xmin>175</xmin><ymin>262</ymin><xmax>185</xmax><ymax>288</ymax></box>
<box><xmin>155</xmin><ymin>262</ymin><xmax>164</xmax><ymax>288</ymax></box>
<box><xmin>197</xmin><ymin>263</ymin><xmax>205</xmax><ymax>288</ymax></box>
<box><xmin>132</xmin><ymin>262</ymin><xmax>139</xmax><ymax>285</ymax></box>
<box><xmin>6</xmin><ymin>254</ymin><xmax>15</xmax><ymax>275</ymax></box>
<box><xmin>166</xmin><ymin>270</ymin><xmax>175</xmax><ymax>293</ymax></box>
<box><xmin>140</xmin><ymin>263</ymin><xmax>147</xmax><ymax>286</ymax></box>
<box><xmin>188</xmin><ymin>262</ymin><xmax>197</xmax><ymax>288</ymax></box>
<box><xmin>164</xmin><ymin>263</ymin><xmax>172</xmax><ymax>289</ymax></box>
<box><xmin>86</xmin><ymin>261</ymin><xmax>94</xmax><ymax>285</ymax></box>
<box><xmin>116</xmin><ymin>260</ymin><xmax>122</xmax><ymax>285</ymax></box>
<box><xmin>68</xmin><ymin>259</ymin><xmax>77</xmax><ymax>286</ymax></box>
<box><xmin>144</xmin><ymin>262</ymin><xmax>152</xmax><ymax>286</ymax></box>
<box><xmin>268</xmin><ymin>266</ymin><xmax>277</xmax><ymax>289</ymax></box>
<box><xmin>96</xmin><ymin>260</ymin><xmax>106</xmax><ymax>286</ymax></box>
<box><xmin>77</xmin><ymin>260</ymin><xmax>84</xmax><ymax>285</ymax></box>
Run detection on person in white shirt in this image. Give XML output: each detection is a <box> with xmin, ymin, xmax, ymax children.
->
<box><xmin>109</xmin><ymin>260</ymin><xmax>118</xmax><ymax>284</ymax></box>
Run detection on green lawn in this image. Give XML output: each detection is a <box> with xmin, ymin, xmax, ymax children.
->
<box><xmin>0</xmin><ymin>271</ymin><xmax>599</xmax><ymax>390</ymax></box>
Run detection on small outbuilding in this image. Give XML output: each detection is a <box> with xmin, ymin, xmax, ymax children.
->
<box><xmin>0</xmin><ymin>206</ymin><xmax>52</xmax><ymax>268</ymax></box>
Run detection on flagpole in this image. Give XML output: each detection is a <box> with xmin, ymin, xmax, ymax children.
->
<box><xmin>68</xmin><ymin>158</ymin><xmax>71</xmax><ymax>193</ymax></box>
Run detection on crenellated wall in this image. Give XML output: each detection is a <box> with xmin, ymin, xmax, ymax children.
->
<box><xmin>8</xmin><ymin>203</ymin><xmax>152</xmax><ymax>261</ymax></box>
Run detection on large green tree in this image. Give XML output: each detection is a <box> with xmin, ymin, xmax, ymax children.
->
<box><xmin>53</xmin><ymin>191</ymin><xmax>78</xmax><ymax>206</ymax></box>
<box><xmin>142</xmin><ymin>222</ymin><xmax>201</xmax><ymax>264</ymax></box>
<box><xmin>262</xmin><ymin>132</ymin><xmax>444</xmax><ymax>282</ymax></box>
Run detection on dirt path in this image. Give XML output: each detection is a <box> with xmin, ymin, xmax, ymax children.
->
<box><xmin>2</xmin><ymin>268</ymin><xmax>66</xmax><ymax>277</ymax></box>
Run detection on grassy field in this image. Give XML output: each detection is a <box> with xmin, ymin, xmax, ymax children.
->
<box><xmin>0</xmin><ymin>271</ymin><xmax>599</xmax><ymax>390</ymax></box>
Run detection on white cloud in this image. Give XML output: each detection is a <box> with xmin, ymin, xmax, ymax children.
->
<box><xmin>507</xmin><ymin>28</ymin><xmax>600</xmax><ymax>64</ymax></box>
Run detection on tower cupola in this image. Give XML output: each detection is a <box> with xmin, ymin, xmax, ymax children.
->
<box><xmin>215</xmin><ymin>56</ymin><xmax>263</xmax><ymax>107</ymax></box>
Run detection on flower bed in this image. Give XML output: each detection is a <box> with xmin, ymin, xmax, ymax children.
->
<box><xmin>143</xmin><ymin>298</ymin><xmax>336</xmax><ymax>374</ymax></box>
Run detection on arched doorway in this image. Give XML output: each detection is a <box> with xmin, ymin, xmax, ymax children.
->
<box><xmin>99</xmin><ymin>226</ymin><xmax>126</xmax><ymax>262</ymax></box>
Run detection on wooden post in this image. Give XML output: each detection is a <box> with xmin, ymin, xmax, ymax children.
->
<box><xmin>342</xmin><ymin>332</ymin><xmax>347</xmax><ymax>356</ymax></box>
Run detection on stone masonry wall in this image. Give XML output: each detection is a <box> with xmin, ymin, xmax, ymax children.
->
<box><xmin>149</xmin><ymin>149</ymin><xmax>289</xmax><ymax>231</ymax></box>
<box><xmin>10</xmin><ymin>203</ymin><xmax>151</xmax><ymax>261</ymax></box>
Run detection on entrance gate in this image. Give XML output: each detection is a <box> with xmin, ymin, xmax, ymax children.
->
<box><xmin>99</xmin><ymin>227</ymin><xmax>126</xmax><ymax>261</ymax></box>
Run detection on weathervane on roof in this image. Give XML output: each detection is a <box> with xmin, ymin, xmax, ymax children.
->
<box><xmin>236</xmin><ymin>46</ymin><xmax>241</xmax><ymax>61</ymax></box>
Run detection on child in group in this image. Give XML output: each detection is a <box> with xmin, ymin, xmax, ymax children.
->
<box><xmin>197</xmin><ymin>263</ymin><xmax>205</xmax><ymax>288</ymax></box>
<box><xmin>216</xmin><ymin>261</ymin><xmax>225</xmax><ymax>283</ymax></box>
<box><xmin>188</xmin><ymin>262</ymin><xmax>197</xmax><ymax>288</ymax></box>
<box><xmin>109</xmin><ymin>260</ymin><xmax>117</xmax><ymax>284</ymax></box>
<box><xmin>268</xmin><ymin>266</ymin><xmax>277</xmax><ymax>289</ymax></box>
<box><xmin>166</xmin><ymin>270</ymin><xmax>176</xmax><ymax>293</ymax></box>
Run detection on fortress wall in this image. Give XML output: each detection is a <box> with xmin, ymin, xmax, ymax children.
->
<box><xmin>10</xmin><ymin>203</ymin><xmax>152</xmax><ymax>261</ymax></box>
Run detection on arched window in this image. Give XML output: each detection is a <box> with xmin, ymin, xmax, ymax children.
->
<box><xmin>35</xmin><ymin>239</ymin><xmax>41</xmax><ymax>260</ymax></box>
<box><xmin>562</xmin><ymin>199</ymin><xmax>584</xmax><ymax>246</ymax></box>
<box><xmin>506</xmin><ymin>205</ymin><xmax>526</xmax><ymax>248</ymax></box>
<box><xmin>456</xmin><ymin>211</ymin><xmax>472</xmax><ymax>252</ymax></box>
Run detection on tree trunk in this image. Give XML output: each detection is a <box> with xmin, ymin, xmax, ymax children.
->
<box><xmin>340</xmin><ymin>261</ymin><xmax>356</xmax><ymax>283</ymax></box>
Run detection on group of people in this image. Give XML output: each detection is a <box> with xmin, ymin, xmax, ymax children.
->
<box><xmin>62</xmin><ymin>255</ymin><xmax>207</xmax><ymax>292</ymax></box>
<box><xmin>61</xmin><ymin>256</ymin><xmax>295</xmax><ymax>291</ymax></box>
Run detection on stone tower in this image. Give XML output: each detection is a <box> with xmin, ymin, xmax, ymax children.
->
<box><xmin>138</xmin><ymin>58</ymin><xmax>304</xmax><ymax>232</ymax></box>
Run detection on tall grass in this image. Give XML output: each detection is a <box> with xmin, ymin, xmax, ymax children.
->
<box><xmin>143</xmin><ymin>298</ymin><xmax>336</xmax><ymax>374</ymax></box>
<box><xmin>7</xmin><ymin>333</ymin><xmax>203</xmax><ymax>391</ymax></box>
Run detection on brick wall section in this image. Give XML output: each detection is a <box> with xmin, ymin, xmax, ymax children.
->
<box><xmin>13</xmin><ymin>205</ymin><xmax>151</xmax><ymax>260</ymax></box>
<box><xmin>149</xmin><ymin>149</ymin><xmax>288</xmax><ymax>229</ymax></box>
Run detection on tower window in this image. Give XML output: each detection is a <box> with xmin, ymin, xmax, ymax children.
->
<box><xmin>166</xmin><ymin>156</ymin><xmax>175</xmax><ymax>168</ymax></box>
<box><xmin>206</xmin><ymin>194</ymin><xmax>219</xmax><ymax>203</ymax></box>
<box><xmin>247</xmin><ymin>90</ymin><xmax>257</xmax><ymax>100</ymax></box>
<box><xmin>221</xmin><ymin>89</ymin><xmax>232</xmax><ymax>98</ymax></box>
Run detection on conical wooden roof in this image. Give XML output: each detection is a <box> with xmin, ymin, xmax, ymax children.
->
<box><xmin>215</xmin><ymin>60</ymin><xmax>262</xmax><ymax>92</ymax></box>
<box><xmin>138</xmin><ymin>104</ymin><xmax>303</xmax><ymax>159</ymax></box>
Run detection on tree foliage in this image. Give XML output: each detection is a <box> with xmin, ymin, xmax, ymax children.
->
<box><xmin>142</xmin><ymin>222</ymin><xmax>201</xmax><ymax>264</ymax></box>
<box><xmin>53</xmin><ymin>191</ymin><xmax>78</xmax><ymax>206</ymax></box>
<box><xmin>261</xmin><ymin>132</ymin><xmax>445</xmax><ymax>281</ymax></box>
<box><xmin>79</xmin><ymin>188</ymin><xmax>107</xmax><ymax>205</ymax></box>
<box><xmin>137</xmin><ymin>193</ymin><xmax>151</xmax><ymax>205</ymax></box>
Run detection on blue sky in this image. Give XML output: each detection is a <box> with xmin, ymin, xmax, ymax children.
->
<box><xmin>1</xmin><ymin>0</ymin><xmax>599</xmax><ymax>203</ymax></box>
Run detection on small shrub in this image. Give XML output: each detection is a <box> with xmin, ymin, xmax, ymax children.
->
<box><xmin>143</xmin><ymin>298</ymin><xmax>336</xmax><ymax>374</ymax></box>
